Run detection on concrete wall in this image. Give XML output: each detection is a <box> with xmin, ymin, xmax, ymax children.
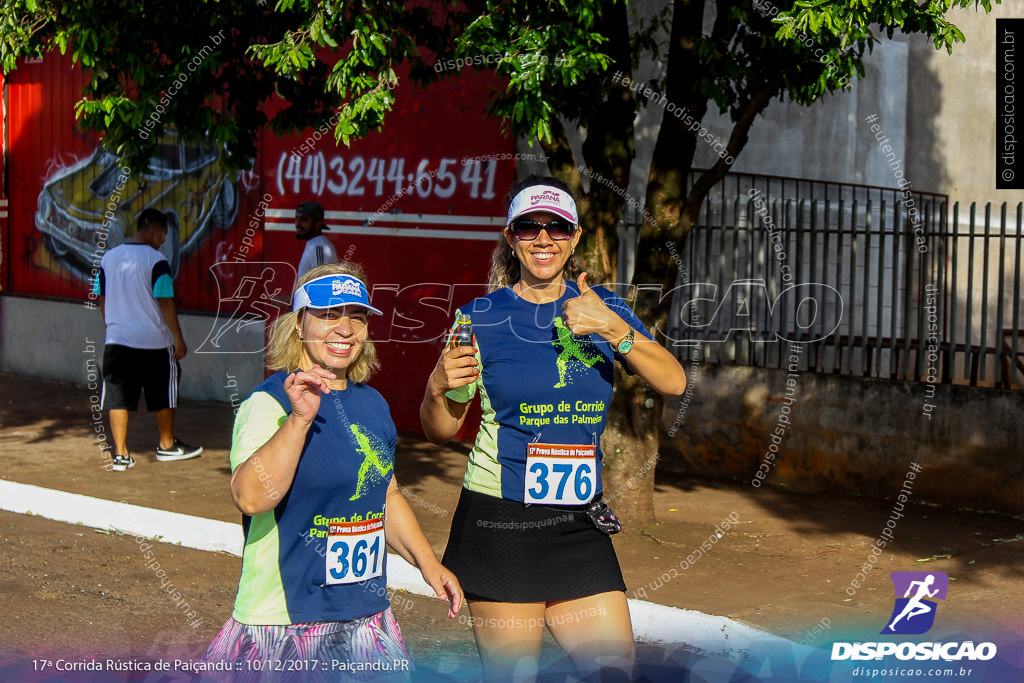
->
<box><xmin>689</xmin><ymin>3</ymin><xmax>1024</xmax><ymax>207</ymax></box>
<box><xmin>0</xmin><ymin>295</ymin><xmax>266</xmax><ymax>403</ymax></box>
<box><xmin>519</xmin><ymin>2</ymin><xmax>1020</xmax><ymax>208</ymax></box>
<box><xmin>697</xmin><ymin>36</ymin><xmax>911</xmax><ymax>190</ymax></box>
<box><xmin>659</xmin><ymin>362</ymin><xmax>1024</xmax><ymax>512</ymax></box>
<box><xmin>905</xmin><ymin>4</ymin><xmax>1020</xmax><ymax>204</ymax></box>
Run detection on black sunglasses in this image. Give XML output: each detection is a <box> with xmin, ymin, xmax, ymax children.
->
<box><xmin>510</xmin><ymin>218</ymin><xmax>576</xmax><ymax>241</ymax></box>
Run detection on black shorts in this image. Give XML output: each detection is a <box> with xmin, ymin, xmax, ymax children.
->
<box><xmin>441</xmin><ymin>487</ymin><xmax>626</xmax><ymax>603</ymax></box>
<box><xmin>102</xmin><ymin>344</ymin><xmax>179</xmax><ymax>411</ymax></box>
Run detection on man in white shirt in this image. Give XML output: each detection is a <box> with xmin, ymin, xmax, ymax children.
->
<box><xmin>95</xmin><ymin>208</ymin><xmax>203</xmax><ymax>471</ymax></box>
<box><xmin>295</xmin><ymin>201</ymin><xmax>338</xmax><ymax>279</ymax></box>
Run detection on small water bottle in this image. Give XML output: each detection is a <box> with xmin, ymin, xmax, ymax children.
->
<box><xmin>450</xmin><ymin>313</ymin><xmax>475</xmax><ymax>348</ymax></box>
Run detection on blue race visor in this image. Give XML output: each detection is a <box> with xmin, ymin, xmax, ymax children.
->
<box><xmin>292</xmin><ymin>274</ymin><xmax>383</xmax><ymax>315</ymax></box>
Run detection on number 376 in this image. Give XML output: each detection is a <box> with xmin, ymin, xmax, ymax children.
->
<box><xmin>528</xmin><ymin>462</ymin><xmax>592</xmax><ymax>501</ymax></box>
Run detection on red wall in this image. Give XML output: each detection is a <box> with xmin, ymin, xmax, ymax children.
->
<box><xmin>1</xmin><ymin>67</ymin><xmax>6</xmax><ymax>291</ymax></box>
<box><xmin>2</xmin><ymin>53</ymin><xmax>514</xmax><ymax>431</ymax></box>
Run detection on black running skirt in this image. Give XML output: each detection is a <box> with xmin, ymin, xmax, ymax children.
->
<box><xmin>441</xmin><ymin>487</ymin><xmax>626</xmax><ymax>603</ymax></box>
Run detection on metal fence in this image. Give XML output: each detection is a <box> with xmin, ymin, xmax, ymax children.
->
<box><xmin>664</xmin><ymin>171</ymin><xmax>1024</xmax><ymax>390</ymax></box>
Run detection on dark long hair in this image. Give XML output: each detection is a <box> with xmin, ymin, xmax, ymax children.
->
<box><xmin>486</xmin><ymin>174</ymin><xmax>583</xmax><ymax>292</ymax></box>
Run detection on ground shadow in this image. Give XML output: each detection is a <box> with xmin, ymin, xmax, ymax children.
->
<box><xmin>652</xmin><ymin>467</ymin><xmax>1024</xmax><ymax>589</ymax></box>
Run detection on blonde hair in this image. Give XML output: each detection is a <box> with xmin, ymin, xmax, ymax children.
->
<box><xmin>266</xmin><ymin>263</ymin><xmax>381</xmax><ymax>383</ymax></box>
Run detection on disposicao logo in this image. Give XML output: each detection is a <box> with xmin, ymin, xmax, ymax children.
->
<box><xmin>831</xmin><ymin>571</ymin><xmax>997</xmax><ymax>662</ymax></box>
<box><xmin>882</xmin><ymin>571</ymin><xmax>948</xmax><ymax>635</ymax></box>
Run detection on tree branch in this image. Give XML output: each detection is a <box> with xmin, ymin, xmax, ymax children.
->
<box><xmin>679</xmin><ymin>75</ymin><xmax>780</xmax><ymax>234</ymax></box>
<box><xmin>536</xmin><ymin>116</ymin><xmax>576</xmax><ymax>185</ymax></box>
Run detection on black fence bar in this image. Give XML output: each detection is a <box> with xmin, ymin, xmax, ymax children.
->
<box><xmin>672</xmin><ymin>169</ymin><xmax>1023</xmax><ymax>390</ymax></box>
<box><xmin>1012</xmin><ymin>205</ymin><xmax>1023</xmax><ymax>386</ymax></box>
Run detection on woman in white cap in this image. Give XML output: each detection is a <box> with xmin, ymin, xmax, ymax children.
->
<box><xmin>205</xmin><ymin>262</ymin><xmax>462</xmax><ymax>681</ymax></box>
<box><xmin>420</xmin><ymin>175</ymin><xmax>686</xmax><ymax>681</ymax></box>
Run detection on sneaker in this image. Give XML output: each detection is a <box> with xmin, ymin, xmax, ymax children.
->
<box><xmin>111</xmin><ymin>453</ymin><xmax>136</xmax><ymax>471</ymax></box>
<box><xmin>155</xmin><ymin>438</ymin><xmax>203</xmax><ymax>462</ymax></box>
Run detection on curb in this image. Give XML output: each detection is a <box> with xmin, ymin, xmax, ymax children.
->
<box><xmin>0</xmin><ymin>480</ymin><xmax>793</xmax><ymax>656</ymax></box>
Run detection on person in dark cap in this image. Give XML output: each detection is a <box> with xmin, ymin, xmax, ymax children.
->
<box><xmin>295</xmin><ymin>200</ymin><xmax>338</xmax><ymax>279</ymax></box>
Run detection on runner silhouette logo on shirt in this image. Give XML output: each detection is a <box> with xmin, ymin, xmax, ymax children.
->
<box><xmin>348</xmin><ymin>425</ymin><xmax>393</xmax><ymax>501</ymax></box>
<box><xmin>881</xmin><ymin>571</ymin><xmax>949</xmax><ymax>635</ymax></box>
<box><xmin>551</xmin><ymin>317</ymin><xmax>607</xmax><ymax>389</ymax></box>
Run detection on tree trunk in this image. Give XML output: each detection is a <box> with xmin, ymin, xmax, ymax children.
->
<box><xmin>588</xmin><ymin>0</ymin><xmax>709</xmax><ymax>530</ymax></box>
<box><xmin>645</xmin><ymin>0</ymin><xmax>709</xmax><ymax>223</ymax></box>
<box><xmin>606</xmin><ymin>0</ymin><xmax>784</xmax><ymax>532</ymax></box>
<box><xmin>600</xmin><ymin>369</ymin><xmax>661</xmax><ymax>529</ymax></box>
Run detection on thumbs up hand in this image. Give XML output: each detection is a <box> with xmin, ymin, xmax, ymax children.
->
<box><xmin>561</xmin><ymin>272</ymin><xmax>622</xmax><ymax>338</ymax></box>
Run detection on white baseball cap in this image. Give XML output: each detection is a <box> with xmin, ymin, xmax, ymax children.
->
<box><xmin>507</xmin><ymin>185</ymin><xmax>579</xmax><ymax>224</ymax></box>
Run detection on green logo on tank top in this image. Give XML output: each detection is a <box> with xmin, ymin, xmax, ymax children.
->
<box><xmin>552</xmin><ymin>317</ymin><xmax>606</xmax><ymax>388</ymax></box>
<box><xmin>349</xmin><ymin>424</ymin><xmax>393</xmax><ymax>500</ymax></box>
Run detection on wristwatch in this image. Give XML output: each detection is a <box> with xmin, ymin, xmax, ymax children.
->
<box><xmin>615</xmin><ymin>328</ymin><xmax>635</xmax><ymax>355</ymax></box>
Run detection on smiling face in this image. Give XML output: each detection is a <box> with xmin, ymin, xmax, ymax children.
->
<box><xmin>296</xmin><ymin>304</ymin><xmax>369</xmax><ymax>378</ymax></box>
<box><xmin>504</xmin><ymin>210</ymin><xmax>581</xmax><ymax>286</ymax></box>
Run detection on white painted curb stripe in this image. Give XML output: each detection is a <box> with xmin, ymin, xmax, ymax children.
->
<box><xmin>627</xmin><ymin>600</ymin><xmax>794</xmax><ymax>656</ymax></box>
<box><xmin>0</xmin><ymin>479</ymin><xmax>243</xmax><ymax>554</ymax></box>
<box><xmin>0</xmin><ymin>480</ymin><xmax>792</xmax><ymax>654</ymax></box>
